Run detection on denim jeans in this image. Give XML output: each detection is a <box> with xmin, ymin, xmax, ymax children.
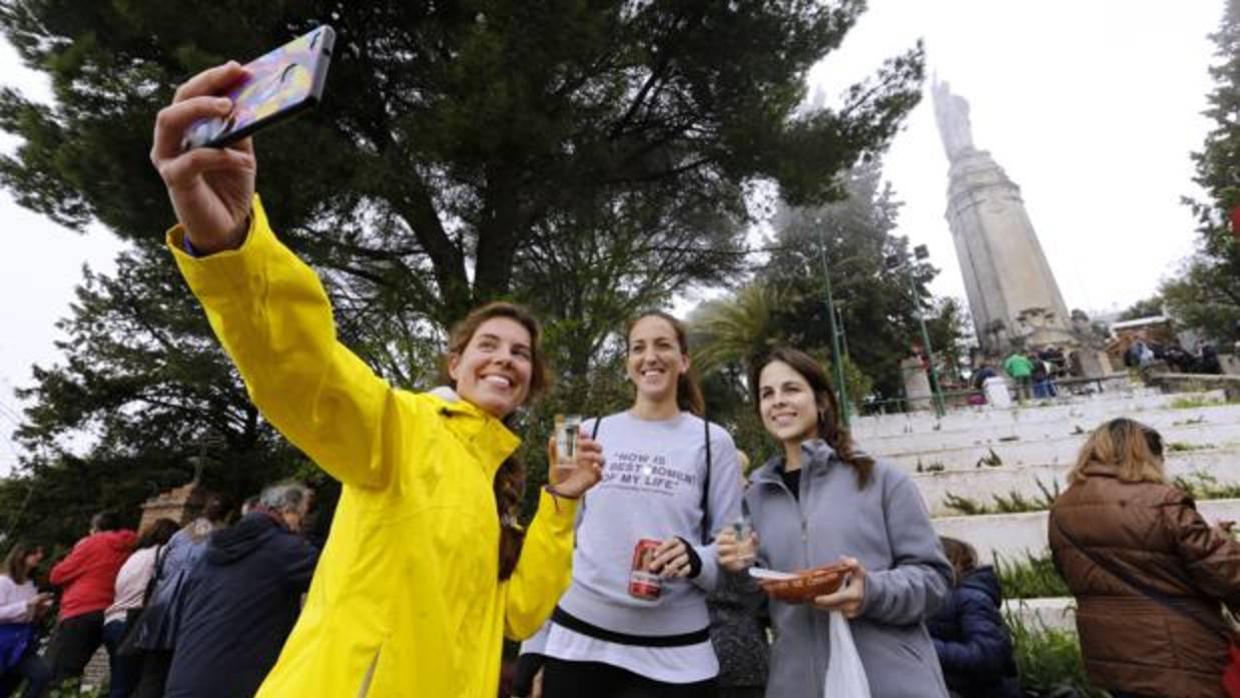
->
<box><xmin>101</xmin><ymin>618</ymin><xmax>143</xmax><ymax>698</ymax></box>
<box><xmin>0</xmin><ymin>648</ymin><xmax>52</xmax><ymax>698</ymax></box>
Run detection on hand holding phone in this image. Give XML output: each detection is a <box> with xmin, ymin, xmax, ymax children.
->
<box><xmin>152</xmin><ymin>27</ymin><xmax>333</xmax><ymax>252</ymax></box>
<box><xmin>181</xmin><ymin>26</ymin><xmax>335</xmax><ymax>151</ymax></box>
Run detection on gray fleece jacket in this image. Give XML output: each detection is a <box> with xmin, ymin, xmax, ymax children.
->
<box><xmin>746</xmin><ymin>440</ymin><xmax>952</xmax><ymax>698</ymax></box>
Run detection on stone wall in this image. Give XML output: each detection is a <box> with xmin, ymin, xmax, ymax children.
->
<box><xmin>139</xmin><ymin>480</ymin><xmax>211</xmax><ymax>530</ymax></box>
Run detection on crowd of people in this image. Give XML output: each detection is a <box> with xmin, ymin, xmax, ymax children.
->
<box><xmin>1</xmin><ymin>60</ymin><xmax>1237</xmax><ymax>698</ymax></box>
<box><xmin>1125</xmin><ymin>336</ymin><xmax>1226</xmax><ymax>375</ymax></box>
<box><xmin>0</xmin><ymin>484</ymin><xmax>327</xmax><ymax>698</ymax></box>
<box><xmin>967</xmin><ymin>346</ymin><xmax>1067</xmax><ymax>405</ymax></box>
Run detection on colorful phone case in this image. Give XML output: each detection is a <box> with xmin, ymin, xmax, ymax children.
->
<box><xmin>181</xmin><ymin>25</ymin><xmax>335</xmax><ymax>151</ymax></box>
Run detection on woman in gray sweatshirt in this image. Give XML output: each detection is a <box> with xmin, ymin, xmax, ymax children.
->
<box><xmin>520</xmin><ymin>310</ymin><xmax>744</xmax><ymax>698</ymax></box>
<box><xmin>718</xmin><ymin>347</ymin><xmax>952</xmax><ymax>698</ymax></box>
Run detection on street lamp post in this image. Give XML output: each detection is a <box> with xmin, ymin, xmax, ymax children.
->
<box><xmin>816</xmin><ymin>224</ymin><xmax>850</xmax><ymax>427</ymax></box>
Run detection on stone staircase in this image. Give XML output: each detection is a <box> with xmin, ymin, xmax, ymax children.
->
<box><xmin>850</xmin><ymin>384</ymin><xmax>1240</xmax><ymax>633</ymax></box>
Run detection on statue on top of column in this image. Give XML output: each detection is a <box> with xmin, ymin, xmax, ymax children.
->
<box><xmin>932</xmin><ymin>79</ymin><xmax>975</xmax><ymax>160</ymax></box>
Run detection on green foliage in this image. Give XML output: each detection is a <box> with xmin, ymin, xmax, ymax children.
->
<box><xmin>994</xmin><ymin>553</ymin><xmax>1071</xmax><ymax>599</ymax></box>
<box><xmin>689</xmin><ymin>157</ymin><xmax>965</xmax><ymax>451</ymax></box>
<box><xmin>1118</xmin><ymin>295</ymin><xmax>1165</xmax><ymax>321</ymax></box>
<box><xmin>1170</xmin><ymin>395</ymin><xmax>1226</xmax><ymax>409</ymax></box>
<box><xmin>46</xmin><ymin>677</ymin><xmax>105</xmax><ymax>697</ymax></box>
<box><xmin>0</xmin><ymin>0</ymin><xmax>924</xmax><ymax>326</ymax></box>
<box><xmin>689</xmin><ymin>285</ymin><xmax>786</xmax><ymax>377</ymax></box>
<box><xmin>1167</xmin><ymin>441</ymin><xmax>1214</xmax><ymax>452</ymax></box>
<box><xmin>0</xmin><ymin>1</ymin><xmax>927</xmax><ymax>545</ymax></box>
<box><xmin>0</xmin><ymin>247</ymin><xmax>307</xmax><ymax>543</ymax></box>
<box><xmin>1169</xmin><ymin>0</ymin><xmax>1240</xmax><ymax>345</ymax></box>
<box><xmin>975</xmin><ymin>448</ymin><xmax>1003</xmax><ymax>467</ymax></box>
<box><xmin>944</xmin><ymin>478</ymin><xmax>1060</xmax><ymax>515</ymax></box>
<box><xmin>942</xmin><ymin>492</ymin><xmax>987</xmax><ymax>516</ymax></box>
<box><xmin>1005</xmin><ymin>612</ymin><xmax>1106</xmax><ymax>697</ymax></box>
<box><xmin>755</xmin><ymin>160</ymin><xmax>960</xmax><ymax>401</ymax></box>
<box><xmin>1174</xmin><ymin>469</ymin><xmax>1240</xmax><ymax>500</ymax></box>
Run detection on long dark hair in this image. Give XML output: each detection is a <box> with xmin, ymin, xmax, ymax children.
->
<box><xmin>443</xmin><ymin>301</ymin><xmax>550</xmax><ymax>581</ymax></box>
<box><xmin>750</xmin><ymin>347</ymin><xmax>874</xmax><ymax>487</ymax></box>
<box><xmin>625</xmin><ymin>310</ymin><xmax>705</xmax><ymax>416</ymax></box>
<box><xmin>2</xmin><ymin>542</ymin><xmax>42</xmax><ymax>585</ymax></box>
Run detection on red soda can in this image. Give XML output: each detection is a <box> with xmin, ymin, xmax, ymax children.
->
<box><xmin>629</xmin><ymin>538</ymin><xmax>663</xmax><ymax>600</ymax></box>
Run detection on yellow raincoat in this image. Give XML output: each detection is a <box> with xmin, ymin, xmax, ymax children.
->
<box><xmin>167</xmin><ymin>196</ymin><xmax>578</xmax><ymax>697</ymax></box>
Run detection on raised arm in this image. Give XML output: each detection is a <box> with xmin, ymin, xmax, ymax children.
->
<box><xmin>167</xmin><ymin>200</ymin><xmax>402</xmax><ymax>488</ymax></box>
<box><xmin>504</xmin><ymin>436</ymin><xmax>603</xmax><ymax>638</ymax></box>
<box><xmin>503</xmin><ymin>489</ymin><xmax>580</xmax><ymax>640</ymax></box>
<box><xmin>153</xmin><ymin>63</ymin><xmax>402</xmax><ymax>488</ymax></box>
<box><xmin>49</xmin><ymin>541</ymin><xmax>90</xmax><ymax>587</ymax></box>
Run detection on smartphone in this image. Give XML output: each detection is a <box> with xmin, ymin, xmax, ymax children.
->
<box><xmin>181</xmin><ymin>25</ymin><xmax>335</xmax><ymax>151</ymax></box>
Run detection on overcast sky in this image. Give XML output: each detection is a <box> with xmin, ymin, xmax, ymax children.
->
<box><xmin>0</xmin><ymin>1</ymin><xmax>1224</xmax><ymax>470</ymax></box>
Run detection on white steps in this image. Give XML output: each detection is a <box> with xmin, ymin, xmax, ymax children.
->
<box><xmin>852</xmin><ymin>389</ymin><xmax>1227</xmax><ymax>440</ymax></box>
<box><xmin>863</xmin><ymin>402</ymin><xmax>1240</xmax><ymax>456</ymax></box>
<box><xmin>894</xmin><ymin>386</ymin><xmax>1240</xmax><ymax>651</ymax></box>
<box><xmin>932</xmin><ymin>498</ymin><xmax>1240</xmax><ymax>563</ymax></box>
<box><xmin>913</xmin><ymin>449</ymin><xmax>1240</xmax><ymax>516</ymax></box>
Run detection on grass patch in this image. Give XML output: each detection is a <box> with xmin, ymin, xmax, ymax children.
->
<box><xmin>1171</xmin><ymin>396</ymin><xmax>1225</xmax><ymax>409</ymax></box>
<box><xmin>944</xmin><ymin>478</ymin><xmax>1061</xmax><ymax>515</ymax></box>
<box><xmin>1172</xmin><ymin>416</ymin><xmax>1207</xmax><ymax>426</ymax></box>
<box><xmin>975</xmin><ymin>448</ymin><xmax>1004</xmax><ymax>468</ymax></box>
<box><xmin>995</xmin><ymin>553</ymin><xmax>1071</xmax><ymax>599</ymax></box>
<box><xmin>943</xmin><ymin>492</ymin><xmax>988</xmax><ymax>515</ymax></box>
<box><xmin>1174</xmin><ymin>470</ymin><xmax>1240</xmax><ymax>500</ymax></box>
<box><xmin>1167</xmin><ymin>441</ymin><xmax>1214</xmax><ymax>452</ymax></box>
<box><xmin>1006</xmin><ymin>611</ymin><xmax>1107</xmax><ymax>697</ymax></box>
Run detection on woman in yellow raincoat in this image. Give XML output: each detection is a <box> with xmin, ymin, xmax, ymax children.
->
<box><xmin>150</xmin><ymin>61</ymin><xmax>604</xmax><ymax>697</ymax></box>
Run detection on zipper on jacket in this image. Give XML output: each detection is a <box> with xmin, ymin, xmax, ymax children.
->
<box><xmin>357</xmin><ymin>648</ymin><xmax>380</xmax><ymax>697</ymax></box>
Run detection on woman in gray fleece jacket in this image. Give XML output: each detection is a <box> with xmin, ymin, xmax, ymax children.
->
<box><xmin>718</xmin><ymin>347</ymin><xmax>952</xmax><ymax>698</ymax></box>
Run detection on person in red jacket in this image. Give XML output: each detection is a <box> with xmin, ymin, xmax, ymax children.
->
<box><xmin>46</xmin><ymin>511</ymin><xmax>136</xmax><ymax>688</ymax></box>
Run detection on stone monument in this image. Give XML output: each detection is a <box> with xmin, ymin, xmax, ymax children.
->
<box><xmin>932</xmin><ymin>80</ymin><xmax>1075</xmax><ymax>354</ymax></box>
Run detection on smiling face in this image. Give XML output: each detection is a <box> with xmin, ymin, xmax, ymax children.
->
<box><xmin>448</xmin><ymin>317</ymin><xmax>534</xmax><ymax>418</ymax></box>
<box><xmin>626</xmin><ymin>315</ymin><xmax>689</xmax><ymax>405</ymax></box>
<box><xmin>758</xmin><ymin>360</ymin><xmax>822</xmax><ymax>446</ymax></box>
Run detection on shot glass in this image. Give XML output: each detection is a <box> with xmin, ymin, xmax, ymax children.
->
<box><xmin>554</xmin><ymin>414</ymin><xmax>582</xmax><ymax>470</ymax></box>
<box><xmin>733</xmin><ymin>515</ymin><xmax>756</xmax><ymax>567</ymax></box>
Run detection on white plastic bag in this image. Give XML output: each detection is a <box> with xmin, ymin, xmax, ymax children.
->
<box><xmin>823</xmin><ymin>611</ymin><xmax>871</xmax><ymax>698</ymax></box>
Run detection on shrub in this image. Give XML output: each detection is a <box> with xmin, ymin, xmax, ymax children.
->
<box><xmin>994</xmin><ymin>553</ymin><xmax>1071</xmax><ymax>599</ymax></box>
<box><xmin>1005</xmin><ymin>611</ymin><xmax>1106</xmax><ymax>697</ymax></box>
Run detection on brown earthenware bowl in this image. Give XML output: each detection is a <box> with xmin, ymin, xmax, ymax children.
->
<box><xmin>758</xmin><ymin>561</ymin><xmax>850</xmax><ymax>604</ymax></box>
